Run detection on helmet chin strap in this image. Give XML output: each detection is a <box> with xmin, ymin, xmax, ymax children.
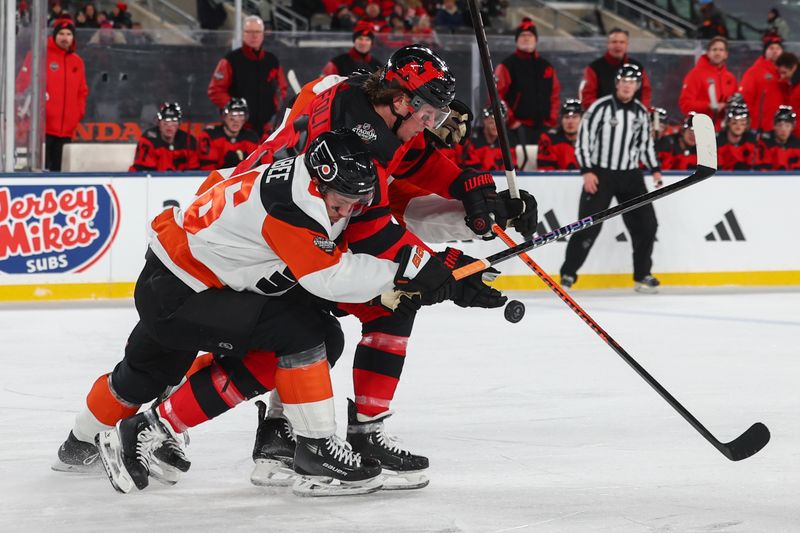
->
<box><xmin>389</xmin><ymin>100</ymin><xmax>413</xmax><ymax>135</ymax></box>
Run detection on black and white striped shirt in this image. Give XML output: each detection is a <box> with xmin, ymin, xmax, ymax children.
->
<box><xmin>576</xmin><ymin>94</ymin><xmax>660</xmax><ymax>172</ymax></box>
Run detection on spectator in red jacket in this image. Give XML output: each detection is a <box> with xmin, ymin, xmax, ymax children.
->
<box><xmin>321</xmin><ymin>22</ymin><xmax>382</xmax><ymax>77</ymax></box>
<box><xmin>495</xmin><ymin>18</ymin><xmax>561</xmax><ymax>145</ymax></box>
<box><xmin>716</xmin><ymin>103</ymin><xmax>759</xmax><ymax>170</ymax></box>
<box><xmin>197</xmin><ymin>98</ymin><xmax>260</xmax><ymax>170</ymax></box>
<box><xmin>537</xmin><ymin>99</ymin><xmax>581</xmax><ymax>170</ymax></box>
<box><xmin>678</xmin><ymin>36</ymin><xmax>738</xmax><ymax>129</ymax></box>
<box><xmin>16</xmin><ymin>16</ymin><xmax>89</xmax><ymax>171</ymax></box>
<box><xmin>207</xmin><ymin>15</ymin><xmax>287</xmax><ymax>137</ymax></box>
<box><xmin>580</xmin><ymin>28</ymin><xmax>651</xmax><ymax>110</ymax></box>
<box><xmin>130</xmin><ymin>102</ymin><xmax>200</xmax><ymax>172</ymax></box>
<box><xmin>656</xmin><ymin>113</ymin><xmax>698</xmax><ymax>170</ymax></box>
<box><xmin>758</xmin><ymin>105</ymin><xmax>800</xmax><ymax>170</ymax></box>
<box><xmin>739</xmin><ymin>36</ymin><xmax>796</xmax><ymax>133</ymax></box>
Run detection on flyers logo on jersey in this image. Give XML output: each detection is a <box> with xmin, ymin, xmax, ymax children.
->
<box><xmin>0</xmin><ymin>184</ymin><xmax>120</xmax><ymax>274</ymax></box>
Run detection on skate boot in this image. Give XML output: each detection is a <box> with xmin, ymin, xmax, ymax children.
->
<box><xmin>291</xmin><ymin>434</ymin><xmax>383</xmax><ymax>497</ymax></box>
<box><xmin>346</xmin><ymin>399</ymin><xmax>429</xmax><ymax>490</ymax></box>
<box><xmin>95</xmin><ymin>407</ymin><xmax>190</xmax><ymax>494</ymax></box>
<box><xmin>560</xmin><ymin>274</ymin><xmax>576</xmax><ymax>290</ymax></box>
<box><xmin>52</xmin><ymin>431</ymin><xmax>102</xmax><ymax>474</ymax></box>
<box><xmin>251</xmin><ymin>400</ymin><xmax>297</xmax><ymax>487</ymax></box>
<box><xmin>634</xmin><ymin>275</ymin><xmax>661</xmax><ymax>294</ymax></box>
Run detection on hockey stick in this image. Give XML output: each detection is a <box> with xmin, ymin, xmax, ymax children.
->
<box><xmin>462</xmin><ymin>8</ymin><xmax>769</xmax><ymax>460</ymax></box>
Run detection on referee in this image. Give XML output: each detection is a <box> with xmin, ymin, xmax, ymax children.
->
<box><xmin>559</xmin><ymin>64</ymin><xmax>663</xmax><ymax>293</ymax></box>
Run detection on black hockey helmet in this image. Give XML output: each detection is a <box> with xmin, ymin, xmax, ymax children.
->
<box><xmin>682</xmin><ymin>111</ymin><xmax>697</xmax><ymax>129</ymax></box>
<box><xmin>726</xmin><ymin>102</ymin><xmax>749</xmax><ymax>121</ymax></box>
<box><xmin>305</xmin><ymin>129</ymin><xmax>377</xmax><ymax>201</ymax></box>
<box><xmin>774</xmin><ymin>105</ymin><xmax>797</xmax><ymax>125</ymax></box>
<box><xmin>561</xmin><ymin>98</ymin><xmax>582</xmax><ymax>117</ymax></box>
<box><xmin>223</xmin><ymin>97</ymin><xmax>249</xmax><ymax>117</ymax></box>
<box><xmin>650</xmin><ymin>106</ymin><xmax>667</xmax><ymax>122</ymax></box>
<box><xmin>382</xmin><ymin>44</ymin><xmax>456</xmax><ymax>110</ymax></box>
<box><xmin>615</xmin><ymin>63</ymin><xmax>643</xmax><ymax>84</ymax></box>
<box><xmin>157</xmin><ymin>102</ymin><xmax>182</xmax><ymax>122</ymax></box>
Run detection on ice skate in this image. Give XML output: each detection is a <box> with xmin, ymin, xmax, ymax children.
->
<box><xmin>251</xmin><ymin>400</ymin><xmax>296</xmax><ymax>487</ymax></box>
<box><xmin>52</xmin><ymin>431</ymin><xmax>102</xmax><ymax>474</ymax></box>
<box><xmin>291</xmin><ymin>434</ymin><xmax>383</xmax><ymax>497</ymax></box>
<box><xmin>634</xmin><ymin>275</ymin><xmax>660</xmax><ymax>294</ymax></box>
<box><xmin>95</xmin><ymin>407</ymin><xmax>190</xmax><ymax>494</ymax></box>
<box><xmin>346</xmin><ymin>399</ymin><xmax>429</xmax><ymax>490</ymax></box>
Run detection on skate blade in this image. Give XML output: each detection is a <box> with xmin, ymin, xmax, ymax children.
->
<box><xmin>634</xmin><ymin>284</ymin><xmax>659</xmax><ymax>294</ymax></box>
<box><xmin>291</xmin><ymin>475</ymin><xmax>383</xmax><ymax>497</ymax></box>
<box><xmin>380</xmin><ymin>469</ymin><xmax>429</xmax><ymax>490</ymax></box>
<box><xmin>149</xmin><ymin>461</ymin><xmax>181</xmax><ymax>486</ymax></box>
<box><xmin>251</xmin><ymin>459</ymin><xmax>296</xmax><ymax>487</ymax></box>
<box><xmin>95</xmin><ymin>431</ymin><xmax>135</xmax><ymax>494</ymax></box>
<box><xmin>51</xmin><ymin>456</ymin><xmax>104</xmax><ymax>475</ymax></box>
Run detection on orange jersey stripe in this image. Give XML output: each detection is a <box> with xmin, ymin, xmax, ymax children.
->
<box><xmin>86</xmin><ymin>374</ymin><xmax>139</xmax><ymax>426</ymax></box>
<box><xmin>151</xmin><ymin>209</ymin><xmax>224</xmax><ymax>289</ymax></box>
<box><xmin>275</xmin><ymin>359</ymin><xmax>333</xmax><ymax>405</ymax></box>
<box><xmin>261</xmin><ymin>215</ymin><xmax>343</xmax><ymax>280</ymax></box>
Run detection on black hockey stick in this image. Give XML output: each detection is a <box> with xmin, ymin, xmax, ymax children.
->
<box><xmin>461</xmin><ymin>6</ymin><xmax>770</xmax><ymax>461</ymax></box>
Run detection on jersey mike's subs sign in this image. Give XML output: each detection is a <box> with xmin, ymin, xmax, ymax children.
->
<box><xmin>0</xmin><ymin>184</ymin><xmax>120</xmax><ymax>274</ymax></box>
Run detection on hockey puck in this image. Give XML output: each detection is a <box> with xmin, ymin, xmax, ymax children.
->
<box><xmin>504</xmin><ymin>300</ymin><xmax>525</xmax><ymax>323</ymax></box>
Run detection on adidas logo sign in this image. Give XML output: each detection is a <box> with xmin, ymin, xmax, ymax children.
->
<box><xmin>534</xmin><ymin>209</ymin><xmax>567</xmax><ymax>242</ymax></box>
<box><xmin>705</xmin><ymin>210</ymin><xmax>745</xmax><ymax>241</ymax></box>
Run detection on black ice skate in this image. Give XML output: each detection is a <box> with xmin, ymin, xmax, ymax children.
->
<box><xmin>634</xmin><ymin>275</ymin><xmax>661</xmax><ymax>294</ymax></box>
<box><xmin>250</xmin><ymin>400</ymin><xmax>297</xmax><ymax>487</ymax></box>
<box><xmin>291</xmin><ymin>434</ymin><xmax>383</xmax><ymax>497</ymax></box>
<box><xmin>52</xmin><ymin>431</ymin><xmax>102</xmax><ymax>474</ymax></box>
<box><xmin>346</xmin><ymin>399</ymin><xmax>429</xmax><ymax>490</ymax></box>
<box><xmin>95</xmin><ymin>407</ymin><xmax>190</xmax><ymax>494</ymax></box>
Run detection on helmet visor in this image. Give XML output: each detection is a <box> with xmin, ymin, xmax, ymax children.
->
<box><xmin>409</xmin><ymin>95</ymin><xmax>451</xmax><ymax>129</ymax></box>
<box><xmin>318</xmin><ymin>184</ymin><xmax>374</xmax><ymax>206</ymax></box>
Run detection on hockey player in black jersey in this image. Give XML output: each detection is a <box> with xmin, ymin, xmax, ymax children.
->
<box><xmin>197</xmin><ymin>97</ymin><xmax>260</xmax><ymax>170</ymax></box>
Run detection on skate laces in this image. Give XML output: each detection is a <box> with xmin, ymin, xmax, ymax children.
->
<box><xmin>135</xmin><ymin>426</ymin><xmax>165</xmax><ymax>473</ymax></box>
<box><xmin>278</xmin><ymin>418</ymin><xmax>297</xmax><ymax>443</ymax></box>
<box><xmin>325</xmin><ymin>435</ymin><xmax>361</xmax><ymax>467</ymax></box>
<box><xmin>376</xmin><ymin>427</ymin><xmax>410</xmax><ymax>456</ymax></box>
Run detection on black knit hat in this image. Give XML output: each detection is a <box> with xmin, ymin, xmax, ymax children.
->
<box><xmin>515</xmin><ymin>18</ymin><xmax>538</xmax><ymax>40</ymax></box>
<box><xmin>52</xmin><ymin>16</ymin><xmax>76</xmax><ymax>38</ymax></box>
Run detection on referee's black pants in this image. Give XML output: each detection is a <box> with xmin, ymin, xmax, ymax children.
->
<box><xmin>560</xmin><ymin>168</ymin><xmax>658</xmax><ymax>282</ymax></box>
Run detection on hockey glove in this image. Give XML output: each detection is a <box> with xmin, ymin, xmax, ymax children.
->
<box><xmin>450</xmin><ymin>170</ymin><xmax>501</xmax><ymax>239</ymax></box>
<box><xmin>427</xmin><ymin>99</ymin><xmax>473</xmax><ymax>148</ymax></box>
<box><xmin>394</xmin><ymin>245</ymin><xmax>455</xmax><ymax>296</ymax></box>
<box><xmin>432</xmin><ymin>248</ymin><xmax>506</xmax><ymax>309</ymax></box>
<box><xmin>498</xmin><ymin>189</ymin><xmax>539</xmax><ymax>240</ymax></box>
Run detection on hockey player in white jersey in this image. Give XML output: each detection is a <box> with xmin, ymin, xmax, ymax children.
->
<box><xmin>92</xmin><ymin>129</ymin><xmax>460</xmax><ymax>496</ymax></box>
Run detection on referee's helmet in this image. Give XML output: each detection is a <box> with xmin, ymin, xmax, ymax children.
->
<box><xmin>615</xmin><ymin>63</ymin><xmax>643</xmax><ymax>86</ymax></box>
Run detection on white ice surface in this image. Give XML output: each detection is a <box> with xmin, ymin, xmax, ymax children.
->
<box><xmin>1</xmin><ymin>288</ymin><xmax>798</xmax><ymax>532</ymax></box>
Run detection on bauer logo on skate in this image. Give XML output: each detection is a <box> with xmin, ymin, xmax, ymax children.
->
<box><xmin>0</xmin><ymin>185</ymin><xmax>120</xmax><ymax>274</ymax></box>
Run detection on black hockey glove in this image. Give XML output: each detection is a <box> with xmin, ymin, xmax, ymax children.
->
<box><xmin>498</xmin><ymin>189</ymin><xmax>539</xmax><ymax>240</ymax></box>
<box><xmin>429</xmin><ymin>248</ymin><xmax>507</xmax><ymax>309</ymax></box>
<box><xmin>427</xmin><ymin>99</ymin><xmax>473</xmax><ymax>148</ymax></box>
<box><xmin>394</xmin><ymin>245</ymin><xmax>455</xmax><ymax>296</ymax></box>
<box><xmin>450</xmin><ymin>170</ymin><xmax>502</xmax><ymax>239</ymax></box>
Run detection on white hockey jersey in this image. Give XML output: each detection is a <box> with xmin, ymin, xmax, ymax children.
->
<box><xmin>148</xmin><ymin>155</ymin><xmax>397</xmax><ymax>303</ymax></box>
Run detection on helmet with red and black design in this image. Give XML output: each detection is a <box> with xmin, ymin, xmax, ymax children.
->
<box><xmin>382</xmin><ymin>44</ymin><xmax>456</xmax><ymax>110</ymax></box>
<box><xmin>305</xmin><ymin>129</ymin><xmax>377</xmax><ymax>201</ymax></box>
<box><xmin>157</xmin><ymin>102</ymin><xmax>182</xmax><ymax>122</ymax></box>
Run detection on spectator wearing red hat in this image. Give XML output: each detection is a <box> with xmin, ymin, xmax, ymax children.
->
<box><xmin>739</xmin><ymin>36</ymin><xmax>795</xmax><ymax>133</ymax></box>
<box><xmin>494</xmin><ymin>18</ymin><xmax>560</xmax><ymax>145</ymax></box>
<box><xmin>16</xmin><ymin>16</ymin><xmax>89</xmax><ymax>171</ymax></box>
<box><xmin>111</xmin><ymin>2</ymin><xmax>132</xmax><ymax>29</ymax></box>
<box><xmin>579</xmin><ymin>28</ymin><xmax>651</xmax><ymax>110</ymax></box>
<box><xmin>678</xmin><ymin>37</ymin><xmax>737</xmax><ymax>129</ymax></box>
<box><xmin>321</xmin><ymin>22</ymin><xmax>383</xmax><ymax>76</ymax></box>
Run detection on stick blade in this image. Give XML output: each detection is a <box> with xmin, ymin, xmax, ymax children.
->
<box><xmin>692</xmin><ymin>113</ymin><xmax>717</xmax><ymax>170</ymax></box>
<box><xmin>720</xmin><ymin>422</ymin><xmax>770</xmax><ymax>461</ymax></box>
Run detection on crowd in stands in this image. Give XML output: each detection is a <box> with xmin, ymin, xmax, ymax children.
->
<box><xmin>13</xmin><ymin>3</ymin><xmax>800</xmax><ymax>173</ymax></box>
